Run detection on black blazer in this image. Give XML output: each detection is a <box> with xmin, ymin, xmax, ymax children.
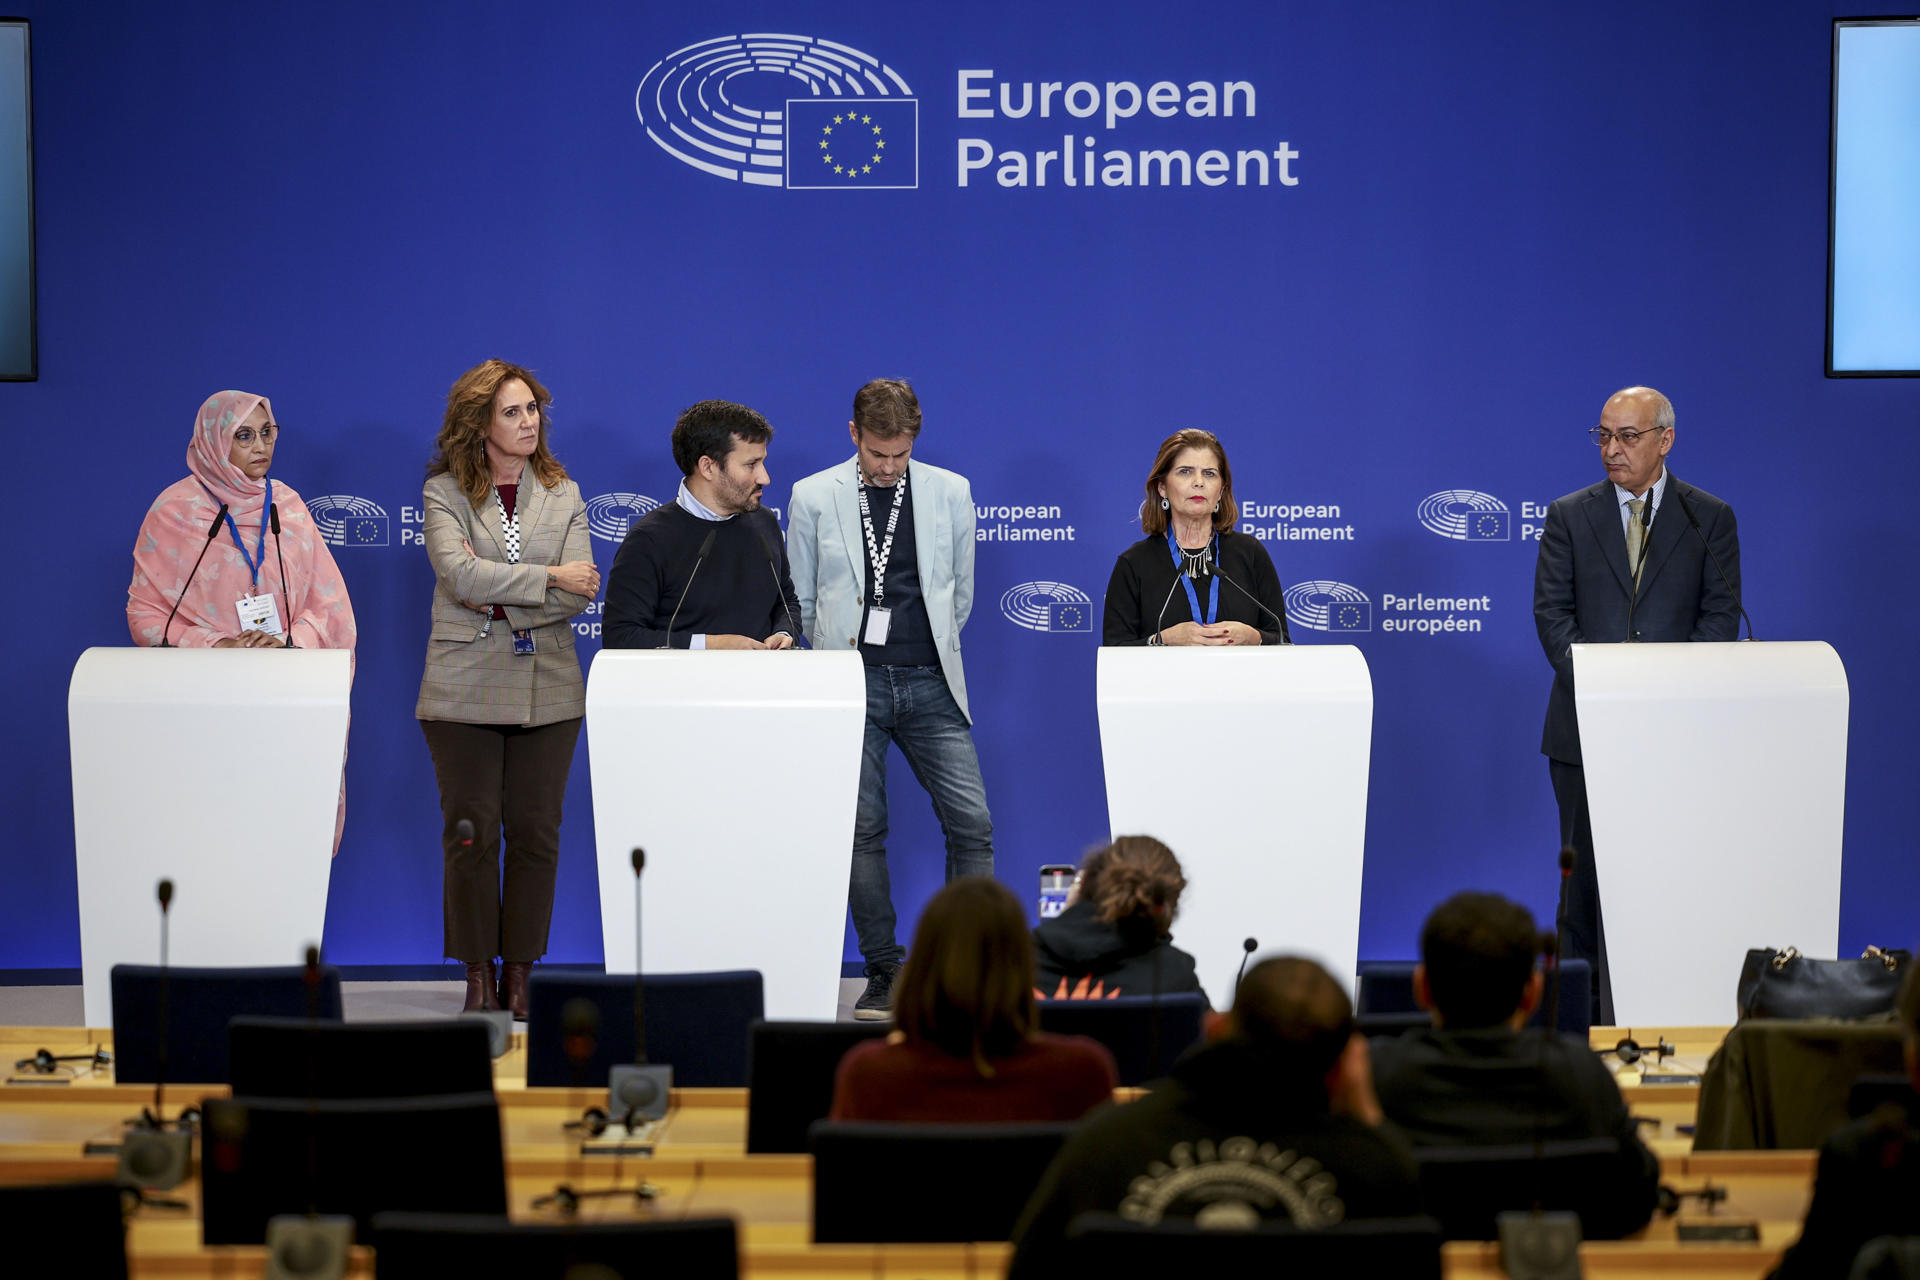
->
<box><xmin>1103</xmin><ymin>530</ymin><xmax>1288</xmax><ymax>646</ymax></box>
<box><xmin>1532</xmin><ymin>475</ymin><xmax>1741</xmax><ymax>765</ymax></box>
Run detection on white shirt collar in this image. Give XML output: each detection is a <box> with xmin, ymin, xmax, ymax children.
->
<box><xmin>676</xmin><ymin>479</ymin><xmax>730</xmax><ymax>522</ymax></box>
<box><xmin>1613</xmin><ymin>467</ymin><xmax>1668</xmax><ymax>510</ymax></box>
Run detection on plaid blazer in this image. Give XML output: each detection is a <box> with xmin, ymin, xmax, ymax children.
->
<box><xmin>414</xmin><ymin>469</ymin><xmax>594</xmax><ymax>726</ymax></box>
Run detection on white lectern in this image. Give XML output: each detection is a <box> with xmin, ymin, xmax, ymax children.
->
<box><xmin>68</xmin><ymin>647</ymin><xmax>351</xmax><ymax>1029</ymax></box>
<box><xmin>1097</xmin><ymin>646</ymin><xmax>1374</xmax><ymax>1006</ymax></box>
<box><xmin>585</xmin><ymin>650</ymin><xmax>865</xmax><ymax>1021</ymax></box>
<box><xmin>1573</xmin><ymin>641</ymin><xmax>1849</xmax><ymax>1026</ymax></box>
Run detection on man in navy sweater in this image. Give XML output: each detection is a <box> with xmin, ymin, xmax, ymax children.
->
<box><xmin>603</xmin><ymin>399</ymin><xmax>802</xmax><ymax>651</ymax></box>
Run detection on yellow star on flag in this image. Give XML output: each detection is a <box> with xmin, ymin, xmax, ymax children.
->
<box><xmin>862</xmin><ymin>114</ymin><xmax>872</xmax><ymax>124</ymax></box>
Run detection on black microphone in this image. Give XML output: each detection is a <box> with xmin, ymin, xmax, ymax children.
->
<box><xmin>661</xmin><ymin>527</ymin><xmax>720</xmax><ymax>649</ymax></box>
<box><xmin>1548</xmin><ymin>848</ymin><xmax>1573</xmax><ymax>1037</ymax></box>
<box><xmin>117</xmin><ymin>877</ymin><xmax>191</xmax><ymax>1194</ymax></box>
<box><xmin>757</xmin><ymin>531</ymin><xmax>804</xmax><ymax>647</ymax></box>
<box><xmin>631</xmin><ymin>848</ymin><xmax>647</xmax><ymax>1063</ymax></box>
<box><xmin>609</xmin><ymin>846</ymin><xmax>672</xmax><ymax>1131</ymax></box>
<box><xmin>157</xmin><ymin>505</ymin><xmax>229</xmax><ymax>647</ymax></box>
<box><xmin>1623</xmin><ymin>491</ymin><xmax>1655</xmax><ymax>642</ymax></box>
<box><xmin>269</xmin><ymin>503</ymin><xmax>296</xmax><ymax>648</ymax></box>
<box><xmin>155</xmin><ymin>878</ymin><xmax>173</xmax><ymax>1112</ymax></box>
<box><xmin>1148</xmin><ymin>553</ymin><xmax>1191</xmax><ymax>645</ymax></box>
<box><xmin>1210</xmin><ymin>562</ymin><xmax>1294</xmax><ymax>645</ymax></box>
<box><xmin>1234</xmin><ymin>938</ymin><xmax>1258</xmax><ymax>996</ymax></box>
<box><xmin>1672</xmin><ymin>482</ymin><xmax>1754</xmax><ymax>641</ymax></box>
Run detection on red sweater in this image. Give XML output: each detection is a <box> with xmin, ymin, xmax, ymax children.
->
<box><xmin>829</xmin><ymin>1033</ymin><xmax>1119</xmax><ymax>1123</ymax></box>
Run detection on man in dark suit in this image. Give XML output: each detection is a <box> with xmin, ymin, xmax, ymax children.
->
<box><xmin>1533</xmin><ymin>385</ymin><xmax>1741</xmax><ymax>1024</ymax></box>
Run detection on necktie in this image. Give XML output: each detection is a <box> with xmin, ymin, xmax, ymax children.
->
<box><xmin>1626</xmin><ymin>499</ymin><xmax>1646</xmax><ymax>585</ymax></box>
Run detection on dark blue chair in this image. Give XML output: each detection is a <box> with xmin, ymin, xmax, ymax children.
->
<box><xmin>1356</xmin><ymin>960</ymin><xmax>1593</xmax><ymax>1033</ymax></box>
<box><xmin>1065</xmin><ymin>1213</ymin><xmax>1444</xmax><ymax>1275</ymax></box>
<box><xmin>1037</xmin><ymin>993</ymin><xmax>1207</xmax><ymax>1084</ymax></box>
<box><xmin>744</xmin><ymin>1020</ymin><xmax>889</xmax><ymax>1153</ymax></box>
<box><xmin>200</xmin><ymin>1092</ymin><xmax>505</xmax><ymax>1244</ymax></box>
<box><xmin>372</xmin><ymin>1212</ymin><xmax>739</xmax><ymax>1278</ymax></box>
<box><xmin>110</xmin><ymin>963</ymin><xmax>343</xmax><ymax>1084</ymax></box>
<box><xmin>524</xmin><ymin>970</ymin><xmax>763</xmax><ymax>1087</ymax></box>
<box><xmin>1413</xmin><ymin>1138</ymin><xmax>1655</xmax><ymax>1240</ymax></box>
<box><xmin>0</xmin><ymin>1181</ymin><xmax>127</xmax><ymax>1279</ymax></box>
<box><xmin>228</xmin><ymin>1017</ymin><xmax>493</xmax><ymax>1099</ymax></box>
<box><xmin>809</xmin><ymin>1121</ymin><xmax>1074</xmax><ymax>1242</ymax></box>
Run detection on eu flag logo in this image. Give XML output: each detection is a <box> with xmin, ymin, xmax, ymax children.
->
<box><xmin>785</xmin><ymin>98</ymin><xmax>919</xmax><ymax>189</ymax></box>
<box><xmin>1048</xmin><ymin>601</ymin><xmax>1093</xmax><ymax>633</ymax></box>
<box><xmin>347</xmin><ymin>516</ymin><xmax>388</xmax><ymax>546</ymax></box>
<box><xmin>1327</xmin><ymin>601</ymin><xmax>1372</xmax><ymax>632</ymax></box>
<box><xmin>1464</xmin><ymin>510</ymin><xmax>1511</xmax><ymax>541</ymax></box>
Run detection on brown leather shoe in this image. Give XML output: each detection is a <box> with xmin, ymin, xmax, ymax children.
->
<box><xmin>462</xmin><ymin>961</ymin><xmax>500</xmax><ymax>1013</ymax></box>
<box><xmin>500</xmin><ymin>961</ymin><xmax>533</xmax><ymax>1020</ymax></box>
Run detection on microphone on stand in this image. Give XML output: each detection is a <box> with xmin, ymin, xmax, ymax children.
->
<box><xmin>1235</xmin><ymin>937</ymin><xmax>1259</xmax><ymax>995</ymax></box>
<box><xmin>269</xmin><ymin>504</ymin><xmax>297</xmax><ymax>648</ymax></box>
<box><xmin>1210</xmin><ymin>563</ymin><xmax>1294</xmax><ymax>645</ymax></box>
<box><xmin>117</xmin><ymin>879</ymin><xmax>191</xmax><ymax>1194</ymax></box>
<box><xmin>1148</xmin><ymin>566</ymin><xmax>1186</xmax><ymax>646</ymax></box>
<box><xmin>757</xmin><ymin>532</ymin><xmax>804</xmax><ymax>647</ymax></box>
<box><xmin>660</xmin><ymin>528</ymin><xmax>719</xmax><ymax>649</ymax></box>
<box><xmin>1548</xmin><ymin>848</ymin><xmax>1573</xmax><ymax>1036</ymax></box>
<box><xmin>1623</xmin><ymin>494</ymin><xmax>1655</xmax><ymax>642</ymax></box>
<box><xmin>262</xmin><ymin>944</ymin><xmax>352</xmax><ymax>1280</ymax></box>
<box><xmin>157</xmin><ymin>505</ymin><xmax>229</xmax><ymax>647</ymax></box>
<box><xmin>610</xmin><ymin>847</ymin><xmax>672</xmax><ymax>1130</ymax></box>
<box><xmin>1671</xmin><ymin>482</ymin><xmax>1754</xmax><ymax>641</ymax></box>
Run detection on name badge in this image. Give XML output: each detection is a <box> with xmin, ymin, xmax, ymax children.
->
<box><xmin>512</xmin><ymin>629</ymin><xmax>536</xmax><ymax>656</ymax></box>
<box><xmin>863</xmin><ymin>606</ymin><xmax>892</xmax><ymax>646</ymax></box>
<box><xmin>235</xmin><ymin>593</ymin><xmax>284</xmax><ymax>636</ymax></box>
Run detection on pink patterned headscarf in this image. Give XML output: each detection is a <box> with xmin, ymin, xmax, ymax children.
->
<box><xmin>188</xmin><ymin>389</ymin><xmax>274</xmax><ymax>518</ymax></box>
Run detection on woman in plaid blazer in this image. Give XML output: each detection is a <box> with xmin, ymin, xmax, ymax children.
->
<box><xmin>416</xmin><ymin>359</ymin><xmax>600</xmax><ymax>1017</ymax></box>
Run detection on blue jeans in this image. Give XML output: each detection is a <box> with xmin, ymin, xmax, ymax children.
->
<box><xmin>850</xmin><ymin>664</ymin><xmax>995</xmax><ymax>971</ymax></box>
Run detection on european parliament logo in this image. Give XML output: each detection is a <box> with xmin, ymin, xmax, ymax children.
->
<box><xmin>1417</xmin><ymin>490</ymin><xmax>1511</xmax><ymax>541</ymax></box>
<box><xmin>1000</xmin><ymin>581</ymin><xmax>1094</xmax><ymax>633</ymax></box>
<box><xmin>585</xmin><ymin>492</ymin><xmax>662</xmax><ymax>544</ymax></box>
<box><xmin>1284</xmin><ymin>580</ymin><xmax>1372</xmax><ymax>633</ymax></box>
<box><xmin>635</xmin><ymin>34</ymin><xmax>916</xmax><ymax>189</ymax></box>
<box><xmin>307</xmin><ymin>495</ymin><xmax>389</xmax><ymax>548</ymax></box>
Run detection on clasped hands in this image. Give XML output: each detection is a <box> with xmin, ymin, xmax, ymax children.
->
<box><xmin>1157</xmin><ymin>620</ymin><xmax>1263</xmax><ymax>646</ymax></box>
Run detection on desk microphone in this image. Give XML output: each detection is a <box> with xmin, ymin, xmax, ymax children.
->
<box><xmin>757</xmin><ymin>531</ymin><xmax>804</xmax><ymax>646</ymax></box>
<box><xmin>261</xmin><ymin>944</ymin><xmax>352</xmax><ymax>1280</ymax></box>
<box><xmin>661</xmin><ymin>528</ymin><xmax>719</xmax><ymax>649</ymax></box>
<box><xmin>1234</xmin><ymin>937</ymin><xmax>1259</xmax><ymax>995</ymax></box>
<box><xmin>118</xmin><ymin>878</ymin><xmax>190</xmax><ymax>1192</ymax></box>
<box><xmin>1148</xmin><ymin>565</ymin><xmax>1186</xmax><ymax>645</ymax></box>
<box><xmin>1624</xmin><ymin>493</ymin><xmax>1655</xmax><ymax>642</ymax></box>
<box><xmin>1211</xmin><ymin>563</ymin><xmax>1294</xmax><ymax>644</ymax></box>
<box><xmin>157</xmin><ymin>504</ymin><xmax>229</xmax><ymax>647</ymax></box>
<box><xmin>1671</xmin><ymin>481</ymin><xmax>1754</xmax><ymax>641</ymax></box>
<box><xmin>269</xmin><ymin>503</ymin><xmax>297</xmax><ymax>647</ymax></box>
<box><xmin>1548</xmin><ymin>848</ymin><xmax>1573</xmax><ymax>1036</ymax></box>
<box><xmin>612</xmin><ymin>847</ymin><xmax>672</xmax><ymax>1127</ymax></box>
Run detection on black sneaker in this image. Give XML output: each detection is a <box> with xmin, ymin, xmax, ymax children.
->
<box><xmin>853</xmin><ymin>963</ymin><xmax>900</xmax><ymax>1021</ymax></box>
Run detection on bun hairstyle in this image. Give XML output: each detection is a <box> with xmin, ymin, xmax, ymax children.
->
<box><xmin>1082</xmin><ymin>836</ymin><xmax>1187</xmax><ymax>940</ymax></box>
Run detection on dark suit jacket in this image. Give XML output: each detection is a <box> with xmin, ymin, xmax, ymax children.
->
<box><xmin>1770</xmin><ymin>1107</ymin><xmax>1920</xmax><ymax>1280</ymax></box>
<box><xmin>1533</xmin><ymin>475</ymin><xmax>1741</xmax><ymax>764</ymax></box>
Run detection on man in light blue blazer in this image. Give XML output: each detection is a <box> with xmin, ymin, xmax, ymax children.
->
<box><xmin>788</xmin><ymin>379</ymin><xmax>996</xmax><ymax>1018</ymax></box>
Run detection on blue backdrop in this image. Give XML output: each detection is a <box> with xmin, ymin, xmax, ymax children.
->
<box><xmin>8</xmin><ymin>0</ymin><xmax>1917</xmax><ymax>977</ymax></box>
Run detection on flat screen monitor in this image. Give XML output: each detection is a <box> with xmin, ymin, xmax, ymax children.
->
<box><xmin>1829</xmin><ymin>18</ymin><xmax>1920</xmax><ymax>376</ymax></box>
<box><xmin>0</xmin><ymin>19</ymin><xmax>31</xmax><ymax>381</ymax></box>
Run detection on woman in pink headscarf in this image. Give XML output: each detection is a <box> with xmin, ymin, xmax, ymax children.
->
<box><xmin>127</xmin><ymin>391</ymin><xmax>358</xmax><ymax>850</ymax></box>
<box><xmin>128</xmin><ymin>390</ymin><xmax>356</xmax><ymax>651</ymax></box>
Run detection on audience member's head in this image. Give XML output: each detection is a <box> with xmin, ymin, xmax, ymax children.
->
<box><xmin>1078</xmin><ymin>836</ymin><xmax>1187</xmax><ymax>942</ymax></box>
<box><xmin>894</xmin><ymin>878</ymin><xmax>1037</xmax><ymax>1076</ymax></box>
<box><xmin>1416</xmin><ymin>891</ymin><xmax>1544</xmax><ymax>1030</ymax></box>
<box><xmin>1224</xmin><ymin>956</ymin><xmax>1356</xmax><ymax>1092</ymax></box>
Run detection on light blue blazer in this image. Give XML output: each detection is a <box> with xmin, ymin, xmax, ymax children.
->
<box><xmin>787</xmin><ymin>456</ymin><xmax>977</xmax><ymax>723</ymax></box>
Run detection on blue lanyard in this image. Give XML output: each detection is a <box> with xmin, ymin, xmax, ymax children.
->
<box><xmin>1165</xmin><ymin>529</ymin><xmax>1219</xmax><ymax>626</ymax></box>
<box><xmin>199</xmin><ymin>479</ymin><xmax>272</xmax><ymax>589</ymax></box>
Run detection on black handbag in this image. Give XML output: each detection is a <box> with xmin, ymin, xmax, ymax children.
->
<box><xmin>1737</xmin><ymin>946</ymin><xmax>1910</xmax><ymax>1021</ymax></box>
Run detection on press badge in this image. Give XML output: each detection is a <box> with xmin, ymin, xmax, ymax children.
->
<box><xmin>234</xmin><ymin>593</ymin><xmax>284</xmax><ymax>636</ymax></box>
<box><xmin>512</xmin><ymin>629</ymin><xmax>536</xmax><ymax>656</ymax></box>
<box><xmin>863</xmin><ymin>607</ymin><xmax>892</xmax><ymax>646</ymax></box>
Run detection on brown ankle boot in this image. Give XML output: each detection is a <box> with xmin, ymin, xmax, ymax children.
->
<box><xmin>500</xmin><ymin>961</ymin><xmax>533</xmax><ymax>1020</ymax></box>
<box><xmin>462</xmin><ymin>961</ymin><xmax>499</xmax><ymax>1012</ymax></box>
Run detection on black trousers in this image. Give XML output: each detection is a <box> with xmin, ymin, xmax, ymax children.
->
<box><xmin>421</xmin><ymin>717</ymin><xmax>582</xmax><ymax>964</ymax></box>
<box><xmin>1549</xmin><ymin>757</ymin><xmax>1614</xmax><ymax>1025</ymax></box>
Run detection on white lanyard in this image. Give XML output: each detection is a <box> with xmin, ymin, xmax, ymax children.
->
<box><xmin>856</xmin><ymin>467</ymin><xmax>907</xmax><ymax>605</ymax></box>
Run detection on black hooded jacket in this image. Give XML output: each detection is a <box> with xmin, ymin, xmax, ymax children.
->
<box><xmin>1033</xmin><ymin>900</ymin><xmax>1207</xmax><ymax>1005</ymax></box>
